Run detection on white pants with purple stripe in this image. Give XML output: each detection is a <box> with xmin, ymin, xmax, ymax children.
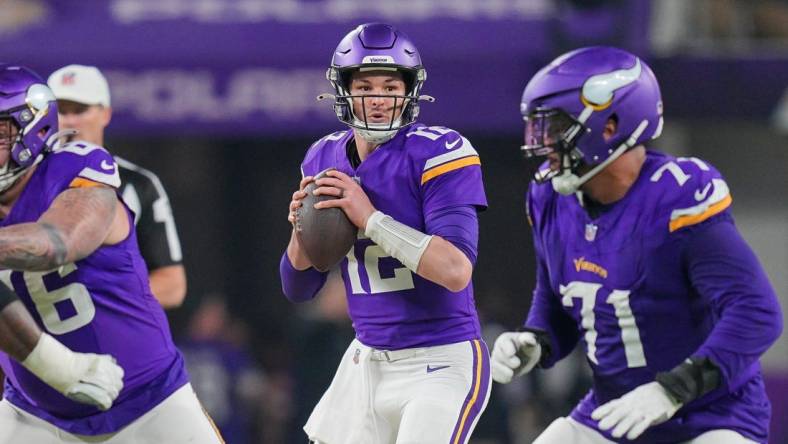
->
<box><xmin>305</xmin><ymin>338</ymin><xmax>491</xmax><ymax>444</ymax></box>
<box><xmin>0</xmin><ymin>383</ymin><xmax>223</xmax><ymax>443</ymax></box>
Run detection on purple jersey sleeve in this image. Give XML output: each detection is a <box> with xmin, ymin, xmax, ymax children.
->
<box><xmin>415</xmin><ymin>129</ymin><xmax>487</xmax><ymax>214</ymax></box>
<box><xmin>300</xmin><ymin>131</ymin><xmax>350</xmax><ymax>178</ymax></box>
<box><xmin>683</xmin><ymin>215</ymin><xmax>783</xmax><ymax>392</ymax></box>
<box><xmin>523</xmin><ymin>184</ymin><xmax>580</xmax><ymax>367</ymax></box>
<box><xmin>279</xmin><ymin>252</ymin><xmax>329</xmax><ymax>303</ymax></box>
<box><xmin>653</xmin><ymin>156</ymin><xmax>731</xmax><ymax>236</ymax></box>
<box><xmin>424</xmin><ymin>205</ymin><xmax>479</xmax><ymax>265</ymax></box>
<box><xmin>279</xmin><ymin>131</ymin><xmax>351</xmax><ymax>301</ymax></box>
<box><xmin>51</xmin><ymin>142</ymin><xmax>121</xmax><ymax>196</ymax></box>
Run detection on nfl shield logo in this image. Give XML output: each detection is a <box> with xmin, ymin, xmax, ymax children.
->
<box><xmin>61</xmin><ymin>72</ymin><xmax>76</xmax><ymax>85</ymax></box>
<box><xmin>353</xmin><ymin>348</ymin><xmax>361</xmax><ymax>364</ymax></box>
<box><xmin>585</xmin><ymin>223</ymin><xmax>598</xmax><ymax>242</ymax></box>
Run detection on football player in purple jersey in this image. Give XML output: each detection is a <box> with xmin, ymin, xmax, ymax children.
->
<box><xmin>490</xmin><ymin>47</ymin><xmax>783</xmax><ymax>444</ymax></box>
<box><xmin>280</xmin><ymin>23</ymin><xmax>491</xmax><ymax>444</ymax></box>
<box><xmin>0</xmin><ymin>65</ymin><xmax>223</xmax><ymax>443</ymax></box>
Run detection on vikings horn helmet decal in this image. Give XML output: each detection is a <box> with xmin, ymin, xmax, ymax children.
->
<box><xmin>520</xmin><ymin>47</ymin><xmax>663</xmax><ymax>195</ymax></box>
<box><xmin>581</xmin><ymin>59</ymin><xmax>642</xmax><ymax>110</ymax></box>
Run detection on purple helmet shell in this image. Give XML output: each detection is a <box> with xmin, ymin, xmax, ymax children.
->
<box><xmin>0</xmin><ymin>64</ymin><xmax>58</xmax><ymax>172</ymax></box>
<box><xmin>520</xmin><ymin>47</ymin><xmax>663</xmax><ymax>190</ymax></box>
<box><xmin>325</xmin><ymin>23</ymin><xmax>428</xmax><ymax>136</ymax></box>
<box><xmin>331</xmin><ymin>22</ymin><xmax>423</xmax><ymax>70</ymax></box>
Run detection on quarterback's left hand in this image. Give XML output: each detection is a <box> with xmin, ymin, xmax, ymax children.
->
<box><xmin>591</xmin><ymin>381</ymin><xmax>682</xmax><ymax>440</ymax></box>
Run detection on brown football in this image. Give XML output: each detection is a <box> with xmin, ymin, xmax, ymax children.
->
<box><xmin>295</xmin><ymin>168</ymin><xmax>358</xmax><ymax>272</ymax></box>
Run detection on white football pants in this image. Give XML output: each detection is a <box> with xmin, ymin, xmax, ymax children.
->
<box><xmin>534</xmin><ymin>417</ymin><xmax>760</xmax><ymax>444</ymax></box>
<box><xmin>0</xmin><ymin>383</ymin><xmax>223</xmax><ymax>443</ymax></box>
<box><xmin>304</xmin><ymin>338</ymin><xmax>491</xmax><ymax>444</ymax></box>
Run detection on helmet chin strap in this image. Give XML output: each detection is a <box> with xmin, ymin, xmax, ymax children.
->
<box><xmin>552</xmin><ymin>119</ymin><xmax>649</xmax><ymax>195</ymax></box>
<box><xmin>47</xmin><ymin>129</ymin><xmax>78</xmax><ymax>150</ymax></box>
<box><xmin>352</xmin><ymin>118</ymin><xmax>402</xmax><ymax>145</ymax></box>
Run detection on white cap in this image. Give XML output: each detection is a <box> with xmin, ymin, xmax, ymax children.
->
<box><xmin>47</xmin><ymin>65</ymin><xmax>111</xmax><ymax>107</ymax></box>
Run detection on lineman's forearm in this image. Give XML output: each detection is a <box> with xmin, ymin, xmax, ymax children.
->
<box><xmin>0</xmin><ymin>222</ymin><xmax>67</xmax><ymax>271</ymax></box>
<box><xmin>0</xmin><ymin>300</ymin><xmax>42</xmax><ymax>362</ymax></box>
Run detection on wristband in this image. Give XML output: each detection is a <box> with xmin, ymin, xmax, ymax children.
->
<box><xmin>364</xmin><ymin>211</ymin><xmax>433</xmax><ymax>272</ymax></box>
<box><xmin>517</xmin><ymin>326</ymin><xmax>553</xmax><ymax>368</ymax></box>
<box><xmin>21</xmin><ymin>333</ymin><xmax>77</xmax><ymax>393</ymax></box>
<box><xmin>656</xmin><ymin>356</ymin><xmax>721</xmax><ymax>404</ymax></box>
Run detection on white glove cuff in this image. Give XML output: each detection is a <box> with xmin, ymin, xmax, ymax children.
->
<box><xmin>21</xmin><ymin>332</ymin><xmax>77</xmax><ymax>393</ymax></box>
<box><xmin>364</xmin><ymin>211</ymin><xmax>433</xmax><ymax>272</ymax></box>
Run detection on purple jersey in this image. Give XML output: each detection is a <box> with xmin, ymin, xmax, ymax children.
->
<box><xmin>526</xmin><ymin>151</ymin><xmax>776</xmax><ymax>443</ymax></box>
<box><xmin>0</xmin><ymin>142</ymin><xmax>188</xmax><ymax>435</ymax></box>
<box><xmin>300</xmin><ymin>124</ymin><xmax>487</xmax><ymax>350</ymax></box>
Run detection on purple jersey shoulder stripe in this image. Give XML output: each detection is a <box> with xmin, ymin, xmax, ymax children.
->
<box><xmin>421</xmin><ymin>155</ymin><xmax>481</xmax><ymax>185</ymax></box>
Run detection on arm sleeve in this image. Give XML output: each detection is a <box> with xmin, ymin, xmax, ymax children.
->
<box><xmin>522</xmin><ymin>188</ymin><xmax>580</xmax><ymax>368</ymax></box>
<box><xmin>279</xmin><ymin>252</ymin><xmax>328</xmax><ymax>303</ymax></box>
<box><xmin>524</xmin><ymin>241</ymin><xmax>581</xmax><ymax>368</ymax></box>
<box><xmin>424</xmin><ymin>205</ymin><xmax>479</xmax><ymax>265</ymax></box>
<box><xmin>684</xmin><ymin>216</ymin><xmax>783</xmax><ymax>392</ymax></box>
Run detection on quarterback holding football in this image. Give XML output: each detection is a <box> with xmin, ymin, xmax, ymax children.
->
<box><xmin>280</xmin><ymin>23</ymin><xmax>491</xmax><ymax>444</ymax></box>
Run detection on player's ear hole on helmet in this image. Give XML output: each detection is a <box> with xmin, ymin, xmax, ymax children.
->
<box><xmin>603</xmin><ymin>115</ymin><xmax>619</xmax><ymax>141</ymax></box>
<box><xmin>38</xmin><ymin>125</ymin><xmax>52</xmax><ymax>138</ymax></box>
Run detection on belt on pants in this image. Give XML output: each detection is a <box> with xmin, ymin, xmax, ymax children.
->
<box><xmin>369</xmin><ymin>347</ymin><xmax>426</xmax><ymax>362</ymax></box>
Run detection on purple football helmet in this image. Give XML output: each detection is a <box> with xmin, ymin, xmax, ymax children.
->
<box><xmin>0</xmin><ymin>64</ymin><xmax>58</xmax><ymax>191</ymax></box>
<box><xmin>321</xmin><ymin>23</ymin><xmax>432</xmax><ymax>143</ymax></box>
<box><xmin>520</xmin><ymin>46</ymin><xmax>663</xmax><ymax>195</ymax></box>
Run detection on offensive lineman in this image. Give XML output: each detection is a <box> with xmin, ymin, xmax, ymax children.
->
<box><xmin>0</xmin><ymin>64</ymin><xmax>222</xmax><ymax>443</ymax></box>
<box><xmin>491</xmin><ymin>47</ymin><xmax>782</xmax><ymax>444</ymax></box>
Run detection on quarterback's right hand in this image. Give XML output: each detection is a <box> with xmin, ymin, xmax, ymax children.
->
<box><xmin>288</xmin><ymin>175</ymin><xmax>314</xmax><ymax>228</ymax></box>
<box><xmin>63</xmin><ymin>353</ymin><xmax>125</xmax><ymax>411</ymax></box>
<box><xmin>491</xmin><ymin>331</ymin><xmax>541</xmax><ymax>384</ymax></box>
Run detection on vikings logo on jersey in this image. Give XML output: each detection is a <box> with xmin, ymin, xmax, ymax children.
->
<box><xmin>301</xmin><ymin>124</ymin><xmax>487</xmax><ymax>350</ymax></box>
<box><xmin>527</xmin><ymin>151</ymin><xmax>732</xmax><ymax>384</ymax></box>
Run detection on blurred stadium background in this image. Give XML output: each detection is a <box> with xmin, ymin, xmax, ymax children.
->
<box><xmin>1</xmin><ymin>0</ymin><xmax>787</xmax><ymax>442</ymax></box>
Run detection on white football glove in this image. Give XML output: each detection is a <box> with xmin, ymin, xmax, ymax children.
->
<box><xmin>591</xmin><ymin>381</ymin><xmax>682</xmax><ymax>440</ymax></box>
<box><xmin>22</xmin><ymin>333</ymin><xmax>124</xmax><ymax>411</ymax></box>
<box><xmin>491</xmin><ymin>331</ymin><xmax>541</xmax><ymax>384</ymax></box>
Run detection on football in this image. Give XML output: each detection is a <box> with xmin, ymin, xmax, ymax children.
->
<box><xmin>296</xmin><ymin>168</ymin><xmax>358</xmax><ymax>272</ymax></box>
